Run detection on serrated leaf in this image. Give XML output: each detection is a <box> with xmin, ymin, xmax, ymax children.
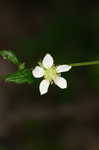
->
<box><xmin>0</xmin><ymin>50</ymin><xmax>19</xmax><ymax>65</ymax></box>
<box><xmin>5</xmin><ymin>69</ymin><xmax>34</xmax><ymax>84</ymax></box>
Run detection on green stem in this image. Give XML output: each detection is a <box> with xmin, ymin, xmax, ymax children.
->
<box><xmin>68</xmin><ymin>60</ymin><xmax>99</xmax><ymax>67</ymax></box>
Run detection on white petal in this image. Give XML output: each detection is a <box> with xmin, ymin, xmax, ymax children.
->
<box><xmin>32</xmin><ymin>66</ymin><xmax>44</xmax><ymax>78</ymax></box>
<box><xmin>56</xmin><ymin>65</ymin><xmax>72</xmax><ymax>73</ymax></box>
<box><xmin>42</xmin><ymin>54</ymin><xmax>54</xmax><ymax>69</ymax></box>
<box><xmin>54</xmin><ymin>77</ymin><xmax>67</xmax><ymax>89</ymax></box>
<box><xmin>39</xmin><ymin>79</ymin><xmax>50</xmax><ymax>95</ymax></box>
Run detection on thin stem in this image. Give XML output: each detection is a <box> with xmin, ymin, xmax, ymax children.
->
<box><xmin>68</xmin><ymin>60</ymin><xmax>99</xmax><ymax>67</ymax></box>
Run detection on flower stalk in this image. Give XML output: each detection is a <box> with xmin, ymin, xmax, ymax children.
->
<box><xmin>69</xmin><ymin>60</ymin><xmax>99</xmax><ymax>67</ymax></box>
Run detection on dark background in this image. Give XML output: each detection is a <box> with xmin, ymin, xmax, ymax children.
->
<box><xmin>0</xmin><ymin>0</ymin><xmax>99</xmax><ymax>150</ymax></box>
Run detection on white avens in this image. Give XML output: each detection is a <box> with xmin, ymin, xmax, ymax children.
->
<box><xmin>32</xmin><ymin>53</ymin><xmax>72</xmax><ymax>95</ymax></box>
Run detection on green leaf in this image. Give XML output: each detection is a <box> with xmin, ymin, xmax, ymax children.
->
<box><xmin>0</xmin><ymin>50</ymin><xmax>19</xmax><ymax>65</ymax></box>
<box><xmin>5</xmin><ymin>69</ymin><xmax>34</xmax><ymax>84</ymax></box>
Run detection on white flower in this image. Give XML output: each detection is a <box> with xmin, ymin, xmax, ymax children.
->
<box><xmin>32</xmin><ymin>54</ymin><xmax>72</xmax><ymax>95</ymax></box>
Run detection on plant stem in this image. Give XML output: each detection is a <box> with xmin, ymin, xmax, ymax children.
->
<box><xmin>68</xmin><ymin>60</ymin><xmax>99</xmax><ymax>67</ymax></box>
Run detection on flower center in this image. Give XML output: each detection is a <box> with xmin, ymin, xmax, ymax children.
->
<box><xmin>44</xmin><ymin>66</ymin><xmax>58</xmax><ymax>81</ymax></box>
